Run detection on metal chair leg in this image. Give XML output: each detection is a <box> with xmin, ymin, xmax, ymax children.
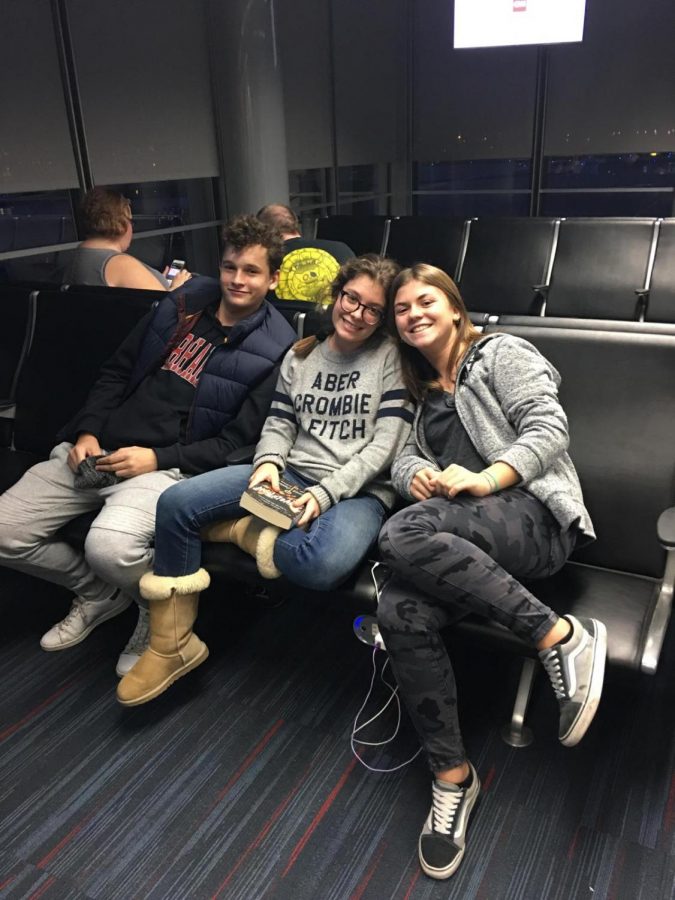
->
<box><xmin>501</xmin><ymin>657</ymin><xmax>537</xmax><ymax>748</ymax></box>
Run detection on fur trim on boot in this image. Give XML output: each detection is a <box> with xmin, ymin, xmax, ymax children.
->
<box><xmin>201</xmin><ymin>515</ymin><xmax>261</xmax><ymax>556</ymax></box>
<box><xmin>139</xmin><ymin>568</ymin><xmax>211</xmax><ymax>601</ymax></box>
<box><xmin>201</xmin><ymin>518</ymin><xmax>240</xmax><ymax>543</ymax></box>
<box><xmin>200</xmin><ymin>516</ymin><xmax>281</xmax><ymax>579</ymax></box>
<box><xmin>256</xmin><ymin>525</ymin><xmax>282</xmax><ymax>579</ymax></box>
<box><xmin>116</xmin><ymin>589</ymin><xmax>208</xmax><ymax>706</ymax></box>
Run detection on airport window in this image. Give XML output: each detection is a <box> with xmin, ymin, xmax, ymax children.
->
<box><xmin>415</xmin><ymin>159</ymin><xmax>532</xmax><ymax>193</ymax></box>
<box><xmin>336</xmin><ymin>165</ymin><xmax>381</xmax><ymax>215</ymax></box>
<box><xmin>110</xmin><ymin>178</ymin><xmax>219</xmax><ymax>234</ymax></box>
<box><xmin>0</xmin><ymin>190</ymin><xmax>77</xmax><ymax>252</ymax></box>
<box><xmin>413</xmin><ymin>158</ymin><xmax>532</xmax><ymax>216</ymax></box>
<box><xmin>540</xmin><ymin>152</ymin><xmax>675</xmax><ymax>216</ymax></box>
<box><xmin>289</xmin><ymin>168</ymin><xmax>329</xmax><ymax>211</ymax></box>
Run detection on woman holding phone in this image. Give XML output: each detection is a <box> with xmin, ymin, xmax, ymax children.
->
<box><xmin>64</xmin><ymin>187</ymin><xmax>191</xmax><ymax>291</ymax></box>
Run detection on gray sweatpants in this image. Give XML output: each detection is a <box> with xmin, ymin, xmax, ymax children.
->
<box><xmin>0</xmin><ymin>442</ymin><xmax>184</xmax><ymax>603</ymax></box>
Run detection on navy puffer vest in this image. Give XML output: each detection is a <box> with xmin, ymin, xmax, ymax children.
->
<box><xmin>127</xmin><ymin>276</ymin><xmax>296</xmax><ymax>441</ymax></box>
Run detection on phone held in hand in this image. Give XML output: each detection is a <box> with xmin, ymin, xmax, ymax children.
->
<box><xmin>167</xmin><ymin>259</ymin><xmax>186</xmax><ymax>279</ymax></box>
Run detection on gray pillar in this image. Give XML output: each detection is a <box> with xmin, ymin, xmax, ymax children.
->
<box><xmin>208</xmin><ymin>0</ymin><xmax>289</xmax><ymax>216</ymax></box>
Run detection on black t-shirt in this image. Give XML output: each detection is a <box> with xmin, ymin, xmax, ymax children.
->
<box><xmin>423</xmin><ymin>389</ymin><xmax>486</xmax><ymax>472</ymax></box>
<box><xmin>100</xmin><ymin>305</ymin><xmax>230</xmax><ymax>452</ymax></box>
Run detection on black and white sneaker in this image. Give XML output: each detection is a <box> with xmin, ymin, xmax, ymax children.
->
<box><xmin>539</xmin><ymin>615</ymin><xmax>607</xmax><ymax>747</ymax></box>
<box><xmin>418</xmin><ymin>762</ymin><xmax>480</xmax><ymax>880</ymax></box>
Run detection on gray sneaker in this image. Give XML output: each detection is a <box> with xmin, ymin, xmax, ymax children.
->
<box><xmin>40</xmin><ymin>590</ymin><xmax>131</xmax><ymax>651</ymax></box>
<box><xmin>418</xmin><ymin>762</ymin><xmax>480</xmax><ymax>880</ymax></box>
<box><xmin>115</xmin><ymin>606</ymin><xmax>150</xmax><ymax>677</ymax></box>
<box><xmin>539</xmin><ymin>615</ymin><xmax>607</xmax><ymax>747</ymax></box>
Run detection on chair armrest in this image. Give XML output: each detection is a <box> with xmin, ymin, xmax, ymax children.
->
<box><xmin>657</xmin><ymin>507</ymin><xmax>675</xmax><ymax>549</ymax></box>
<box><xmin>225</xmin><ymin>444</ymin><xmax>256</xmax><ymax>466</ymax></box>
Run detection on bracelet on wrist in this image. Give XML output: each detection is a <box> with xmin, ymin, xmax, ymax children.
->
<box><xmin>482</xmin><ymin>470</ymin><xmax>499</xmax><ymax>493</ymax></box>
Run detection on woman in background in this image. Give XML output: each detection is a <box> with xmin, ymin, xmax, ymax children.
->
<box><xmin>64</xmin><ymin>187</ymin><xmax>191</xmax><ymax>291</ymax></box>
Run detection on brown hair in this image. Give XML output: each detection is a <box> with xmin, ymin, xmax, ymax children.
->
<box><xmin>256</xmin><ymin>203</ymin><xmax>301</xmax><ymax>235</ymax></box>
<box><xmin>293</xmin><ymin>254</ymin><xmax>400</xmax><ymax>359</ymax></box>
<box><xmin>80</xmin><ymin>187</ymin><xmax>131</xmax><ymax>239</ymax></box>
<box><xmin>221</xmin><ymin>214</ymin><xmax>285</xmax><ymax>273</ymax></box>
<box><xmin>387</xmin><ymin>263</ymin><xmax>483</xmax><ymax>402</ymax></box>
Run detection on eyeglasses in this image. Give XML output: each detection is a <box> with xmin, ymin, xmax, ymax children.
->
<box><xmin>338</xmin><ymin>289</ymin><xmax>384</xmax><ymax>326</ymax></box>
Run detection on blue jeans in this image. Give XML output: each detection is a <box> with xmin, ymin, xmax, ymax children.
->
<box><xmin>153</xmin><ymin>465</ymin><xmax>386</xmax><ymax>591</ymax></box>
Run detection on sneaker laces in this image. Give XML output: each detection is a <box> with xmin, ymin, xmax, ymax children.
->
<box><xmin>431</xmin><ymin>781</ymin><xmax>464</xmax><ymax>836</ymax></box>
<box><xmin>122</xmin><ymin>607</ymin><xmax>150</xmax><ymax>654</ymax></box>
<box><xmin>540</xmin><ymin>647</ymin><xmax>569</xmax><ymax>701</ymax></box>
<box><xmin>54</xmin><ymin>597</ymin><xmax>87</xmax><ymax>635</ymax></box>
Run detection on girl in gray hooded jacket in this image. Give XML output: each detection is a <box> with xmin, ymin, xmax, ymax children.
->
<box><xmin>375</xmin><ymin>264</ymin><xmax>607</xmax><ymax>882</ymax></box>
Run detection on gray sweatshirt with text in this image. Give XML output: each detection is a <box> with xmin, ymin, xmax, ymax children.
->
<box><xmin>254</xmin><ymin>337</ymin><xmax>414</xmax><ymax>512</ymax></box>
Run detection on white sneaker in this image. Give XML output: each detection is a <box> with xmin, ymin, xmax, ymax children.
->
<box><xmin>40</xmin><ymin>590</ymin><xmax>132</xmax><ymax>651</ymax></box>
<box><xmin>115</xmin><ymin>606</ymin><xmax>150</xmax><ymax>677</ymax></box>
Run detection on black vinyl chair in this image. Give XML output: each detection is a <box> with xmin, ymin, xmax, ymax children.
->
<box><xmin>315</xmin><ymin>216</ymin><xmax>390</xmax><ymax>256</ymax></box>
<box><xmin>0</xmin><ymin>285</ymin><xmax>37</xmax><ymax>448</ymax></box>
<box><xmin>0</xmin><ymin>286</ymin><xmax>37</xmax><ymax>409</ymax></box>
<box><xmin>202</xmin><ymin>317</ymin><xmax>675</xmax><ymax>749</ymax></box>
<box><xmin>0</xmin><ymin>287</ymin><xmax>158</xmax><ymax>493</ymax></box>
<box><xmin>493</xmin><ymin>314</ymin><xmax>675</xmax><ymax>337</ymax></box>
<box><xmin>0</xmin><ymin>217</ymin><xmax>16</xmax><ymax>252</ymax></box>
<box><xmin>457</xmin><ymin>218</ymin><xmax>558</xmax><ymax>316</ymax></box>
<box><xmin>383</xmin><ymin>216</ymin><xmax>468</xmax><ymax>277</ymax></box>
<box><xmin>64</xmin><ymin>283</ymin><xmax>166</xmax><ymax>301</ymax></box>
<box><xmin>645</xmin><ymin>219</ymin><xmax>675</xmax><ymax>323</ymax></box>
<box><xmin>545</xmin><ymin>218</ymin><xmax>657</xmax><ymax>320</ymax></box>
<box><xmin>13</xmin><ymin>216</ymin><xmax>64</xmax><ymax>250</ymax></box>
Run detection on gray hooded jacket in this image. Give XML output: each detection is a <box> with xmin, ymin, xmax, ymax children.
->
<box><xmin>392</xmin><ymin>332</ymin><xmax>595</xmax><ymax>541</ymax></box>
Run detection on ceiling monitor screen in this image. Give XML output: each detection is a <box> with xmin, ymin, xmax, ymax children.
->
<box><xmin>454</xmin><ymin>0</ymin><xmax>587</xmax><ymax>49</ymax></box>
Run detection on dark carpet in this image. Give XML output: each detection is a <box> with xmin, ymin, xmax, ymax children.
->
<box><xmin>1</xmin><ymin>569</ymin><xmax>673</xmax><ymax>899</ymax></box>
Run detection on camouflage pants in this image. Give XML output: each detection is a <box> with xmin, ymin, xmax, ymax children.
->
<box><xmin>376</xmin><ymin>488</ymin><xmax>576</xmax><ymax>772</ymax></box>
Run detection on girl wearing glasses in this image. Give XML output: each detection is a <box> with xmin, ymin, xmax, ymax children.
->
<box><xmin>118</xmin><ymin>254</ymin><xmax>414</xmax><ymax>706</ymax></box>
<box><xmin>375</xmin><ymin>264</ymin><xmax>604</xmax><ymax>880</ymax></box>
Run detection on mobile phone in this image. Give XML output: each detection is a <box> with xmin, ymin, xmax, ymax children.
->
<box><xmin>167</xmin><ymin>259</ymin><xmax>185</xmax><ymax>279</ymax></box>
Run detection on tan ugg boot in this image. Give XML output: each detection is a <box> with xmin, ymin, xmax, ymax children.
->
<box><xmin>116</xmin><ymin>569</ymin><xmax>210</xmax><ymax>706</ymax></box>
<box><xmin>201</xmin><ymin>515</ymin><xmax>282</xmax><ymax>579</ymax></box>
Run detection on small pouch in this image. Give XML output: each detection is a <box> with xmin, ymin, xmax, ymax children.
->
<box><xmin>73</xmin><ymin>455</ymin><xmax>121</xmax><ymax>489</ymax></box>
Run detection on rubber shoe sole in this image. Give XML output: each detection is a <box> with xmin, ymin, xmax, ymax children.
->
<box><xmin>419</xmin><ymin>771</ymin><xmax>481</xmax><ymax>880</ymax></box>
<box><xmin>116</xmin><ymin>642</ymin><xmax>209</xmax><ymax>707</ymax></box>
<box><xmin>40</xmin><ymin>595</ymin><xmax>133</xmax><ymax>651</ymax></box>
<box><xmin>561</xmin><ymin>619</ymin><xmax>607</xmax><ymax>747</ymax></box>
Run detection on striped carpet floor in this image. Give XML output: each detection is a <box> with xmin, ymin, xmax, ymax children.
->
<box><xmin>1</xmin><ymin>569</ymin><xmax>674</xmax><ymax>899</ymax></box>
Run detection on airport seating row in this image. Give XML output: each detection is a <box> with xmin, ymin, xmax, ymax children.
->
<box><xmin>0</xmin><ymin>285</ymin><xmax>163</xmax><ymax>477</ymax></box>
<box><xmin>0</xmin><ymin>215</ymin><xmax>77</xmax><ymax>253</ymax></box>
<box><xmin>0</xmin><ymin>213</ymin><xmax>184</xmax><ymax>254</ymax></box>
<box><xmin>0</xmin><ymin>283</ymin><xmax>673</xmax><ymax>745</ymax></box>
<box><xmin>316</xmin><ymin>215</ymin><xmax>675</xmax><ymax>323</ymax></box>
<box><xmin>206</xmin><ymin>308</ymin><xmax>675</xmax><ymax>743</ymax></box>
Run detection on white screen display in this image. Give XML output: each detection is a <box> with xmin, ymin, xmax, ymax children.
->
<box><xmin>454</xmin><ymin>0</ymin><xmax>587</xmax><ymax>49</ymax></box>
